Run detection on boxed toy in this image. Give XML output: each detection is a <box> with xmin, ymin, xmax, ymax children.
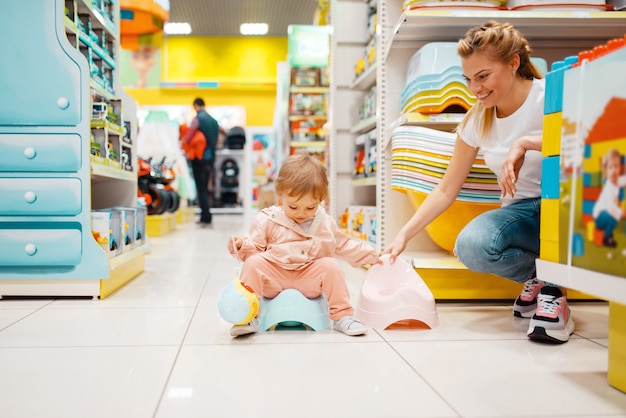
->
<box><xmin>559</xmin><ymin>46</ymin><xmax>626</xmax><ymax>279</ymax></box>
<box><xmin>112</xmin><ymin>207</ymin><xmax>136</xmax><ymax>252</ymax></box>
<box><xmin>135</xmin><ymin>206</ymin><xmax>147</xmax><ymax>246</ymax></box>
<box><xmin>91</xmin><ymin>209</ymin><xmax>121</xmax><ymax>258</ymax></box>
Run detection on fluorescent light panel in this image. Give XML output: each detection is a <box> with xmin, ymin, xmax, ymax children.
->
<box><xmin>240</xmin><ymin>23</ymin><xmax>268</xmax><ymax>36</ymax></box>
<box><xmin>164</xmin><ymin>22</ymin><xmax>192</xmax><ymax>35</ymax></box>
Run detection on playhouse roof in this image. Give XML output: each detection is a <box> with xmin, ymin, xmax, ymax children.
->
<box><xmin>586</xmin><ymin>97</ymin><xmax>626</xmax><ymax>144</ymax></box>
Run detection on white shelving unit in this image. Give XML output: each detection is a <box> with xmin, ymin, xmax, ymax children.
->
<box><xmin>329</xmin><ymin>0</ymin><xmax>377</xmax><ymax>222</ymax></box>
<box><xmin>377</xmin><ymin>5</ymin><xmax>626</xmax><ymax>254</ymax></box>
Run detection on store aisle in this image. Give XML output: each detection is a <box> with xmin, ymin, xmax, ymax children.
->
<box><xmin>0</xmin><ymin>214</ymin><xmax>625</xmax><ymax>418</ymax></box>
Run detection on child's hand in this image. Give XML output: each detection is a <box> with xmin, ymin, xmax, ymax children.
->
<box><xmin>227</xmin><ymin>236</ymin><xmax>243</xmax><ymax>255</ymax></box>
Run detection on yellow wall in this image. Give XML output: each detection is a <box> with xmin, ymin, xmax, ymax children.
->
<box><xmin>124</xmin><ymin>36</ymin><xmax>288</xmax><ymax>126</ymax></box>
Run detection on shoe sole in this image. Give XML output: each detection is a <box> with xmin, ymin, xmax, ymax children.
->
<box><xmin>527</xmin><ymin>317</ymin><xmax>575</xmax><ymax>344</ymax></box>
<box><xmin>513</xmin><ymin>308</ymin><xmax>536</xmax><ymax>319</ymax></box>
<box><xmin>230</xmin><ymin>329</ymin><xmax>256</xmax><ymax>337</ymax></box>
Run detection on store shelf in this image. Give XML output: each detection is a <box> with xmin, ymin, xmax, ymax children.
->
<box><xmin>289</xmin><ymin>86</ymin><xmax>329</xmax><ymax>94</ymax></box>
<box><xmin>385</xmin><ymin>10</ymin><xmax>626</xmax><ymax>60</ymax></box>
<box><xmin>352</xmin><ymin>176</ymin><xmax>377</xmax><ymax>187</ymax></box>
<box><xmin>91</xmin><ymin>161</ymin><xmax>136</xmax><ymax>181</ymax></box>
<box><xmin>350</xmin><ymin>115</ymin><xmax>377</xmax><ymax>134</ymax></box>
<box><xmin>351</xmin><ymin>63</ymin><xmax>377</xmax><ymax>90</ymax></box>
<box><xmin>536</xmin><ymin>259</ymin><xmax>626</xmax><ymax>305</ymax></box>
<box><xmin>290</xmin><ymin>141</ymin><xmax>327</xmax><ymax>148</ymax></box>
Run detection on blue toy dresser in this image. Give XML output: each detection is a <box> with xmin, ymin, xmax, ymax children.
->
<box><xmin>0</xmin><ymin>0</ymin><xmax>144</xmax><ymax>297</ymax></box>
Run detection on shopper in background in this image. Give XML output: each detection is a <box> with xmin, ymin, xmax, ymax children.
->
<box><xmin>184</xmin><ymin>97</ymin><xmax>220</xmax><ymax>225</ymax></box>
<box><xmin>382</xmin><ymin>21</ymin><xmax>575</xmax><ymax>343</ymax></box>
<box><xmin>227</xmin><ymin>153</ymin><xmax>381</xmax><ymax>337</ymax></box>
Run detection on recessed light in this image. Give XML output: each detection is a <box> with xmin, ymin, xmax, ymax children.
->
<box><xmin>240</xmin><ymin>23</ymin><xmax>269</xmax><ymax>36</ymax></box>
<box><xmin>164</xmin><ymin>22</ymin><xmax>192</xmax><ymax>35</ymax></box>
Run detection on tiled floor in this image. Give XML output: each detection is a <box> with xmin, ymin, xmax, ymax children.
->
<box><xmin>1</xmin><ymin>214</ymin><xmax>625</xmax><ymax>418</ymax></box>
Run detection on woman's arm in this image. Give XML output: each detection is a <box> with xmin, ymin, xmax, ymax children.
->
<box><xmin>500</xmin><ymin>134</ymin><xmax>542</xmax><ymax>198</ymax></box>
<box><xmin>382</xmin><ymin>136</ymin><xmax>479</xmax><ymax>261</ymax></box>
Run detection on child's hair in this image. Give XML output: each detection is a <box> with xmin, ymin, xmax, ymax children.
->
<box><xmin>456</xmin><ymin>21</ymin><xmax>543</xmax><ymax>143</ymax></box>
<box><xmin>603</xmin><ymin>149</ymin><xmax>622</xmax><ymax>173</ymax></box>
<box><xmin>275</xmin><ymin>153</ymin><xmax>328</xmax><ymax>201</ymax></box>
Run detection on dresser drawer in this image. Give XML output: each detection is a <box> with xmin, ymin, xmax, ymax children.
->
<box><xmin>0</xmin><ymin>178</ymin><xmax>81</xmax><ymax>215</ymax></box>
<box><xmin>0</xmin><ymin>134</ymin><xmax>81</xmax><ymax>172</ymax></box>
<box><xmin>0</xmin><ymin>227</ymin><xmax>81</xmax><ymax>266</ymax></box>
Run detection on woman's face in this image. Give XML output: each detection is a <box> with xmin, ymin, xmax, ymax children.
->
<box><xmin>462</xmin><ymin>51</ymin><xmax>517</xmax><ymax>109</ymax></box>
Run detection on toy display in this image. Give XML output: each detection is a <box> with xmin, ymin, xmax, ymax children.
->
<box><xmin>289</xmin><ymin>93</ymin><xmax>326</xmax><ymax>116</ymax></box>
<box><xmin>225</xmin><ymin>126</ymin><xmax>246</xmax><ymax>150</ymax></box>
<box><xmin>290</xmin><ymin>67</ymin><xmax>320</xmax><ymax>87</ymax></box>
<box><xmin>219</xmin><ymin>158</ymin><xmax>240</xmax><ymax>205</ymax></box>
<box><xmin>137</xmin><ymin>157</ymin><xmax>180</xmax><ymax>215</ymax></box>
<box><xmin>556</xmin><ymin>44</ymin><xmax>626</xmax><ymax>279</ymax></box>
<box><xmin>217</xmin><ymin>279</ymin><xmax>260</xmax><ymax>325</ymax></box>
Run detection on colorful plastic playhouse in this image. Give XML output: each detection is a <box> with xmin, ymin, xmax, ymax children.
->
<box><xmin>538</xmin><ymin>36</ymin><xmax>626</xmax><ymax>393</ymax></box>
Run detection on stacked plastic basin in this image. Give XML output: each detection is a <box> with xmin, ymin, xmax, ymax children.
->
<box><xmin>391</xmin><ymin>125</ymin><xmax>501</xmax><ymax>253</ymax></box>
<box><xmin>401</xmin><ymin>42</ymin><xmax>476</xmax><ymax>115</ymax></box>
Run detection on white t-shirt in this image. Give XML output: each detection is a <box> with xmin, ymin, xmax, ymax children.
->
<box><xmin>593</xmin><ymin>175</ymin><xmax>626</xmax><ymax>220</ymax></box>
<box><xmin>458</xmin><ymin>78</ymin><xmax>545</xmax><ymax>207</ymax></box>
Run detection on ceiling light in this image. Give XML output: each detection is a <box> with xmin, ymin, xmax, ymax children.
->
<box><xmin>240</xmin><ymin>23</ymin><xmax>269</xmax><ymax>36</ymax></box>
<box><xmin>164</xmin><ymin>22</ymin><xmax>192</xmax><ymax>35</ymax></box>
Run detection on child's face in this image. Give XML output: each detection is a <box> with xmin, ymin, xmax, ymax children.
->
<box><xmin>606</xmin><ymin>154</ymin><xmax>622</xmax><ymax>183</ymax></box>
<box><xmin>279</xmin><ymin>193</ymin><xmax>320</xmax><ymax>224</ymax></box>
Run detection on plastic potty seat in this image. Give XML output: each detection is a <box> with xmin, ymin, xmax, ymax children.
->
<box><xmin>258</xmin><ymin>288</ymin><xmax>331</xmax><ymax>331</ymax></box>
<box><xmin>356</xmin><ymin>254</ymin><xmax>439</xmax><ymax>329</ymax></box>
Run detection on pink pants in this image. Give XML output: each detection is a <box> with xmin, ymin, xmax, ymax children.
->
<box><xmin>240</xmin><ymin>254</ymin><xmax>353</xmax><ymax>320</ymax></box>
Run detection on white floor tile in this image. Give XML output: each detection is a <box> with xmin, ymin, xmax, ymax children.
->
<box><xmin>392</xmin><ymin>338</ymin><xmax>626</xmax><ymax>417</ymax></box>
<box><xmin>0</xmin><ymin>346</ymin><xmax>178</xmax><ymax>418</ymax></box>
<box><xmin>156</xmin><ymin>344</ymin><xmax>457</xmax><ymax>418</ymax></box>
<box><xmin>0</xmin><ymin>306</ymin><xmax>194</xmax><ymax>347</ymax></box>
<box><xmin>0</xmin><ymin>215</ymin><xmax>623</xmax><ymax>418</ymax></box>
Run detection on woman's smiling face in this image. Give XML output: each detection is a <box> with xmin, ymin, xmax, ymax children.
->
<box><xmin>462</xmin><ymin>51</ymin><xmax>517</xmax><ymax>110</ymax></box>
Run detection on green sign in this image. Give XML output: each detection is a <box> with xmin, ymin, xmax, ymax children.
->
<box><xmin>288</xmin><ymin>25</ymin><xmax>331</xmax><ymax>68</ymax></box>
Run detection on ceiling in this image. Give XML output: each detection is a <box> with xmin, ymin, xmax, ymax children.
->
<box><xmin>167</xmin><ymin>0</ymin><xmax>320</xmax><ymax>37</ymax></box>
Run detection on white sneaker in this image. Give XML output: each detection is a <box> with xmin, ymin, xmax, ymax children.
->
<box><xmin>230</xmin><ymin>318</ymin><xmax>259</xmax><ymax>337</ymax></box>
<box><xmin>333</xmin><ymin>316</ymin><xmax>368</xmax><ymax>336</ymax></box>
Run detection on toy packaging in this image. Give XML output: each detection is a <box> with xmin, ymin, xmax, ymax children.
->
<box><xmin>559</xmin><ymin>46</ymin><xmax>626</xmax><ymax>279</ymax></box>
<box><xmin>91</xmin><ymin>209</ymin><xmax>121</xmax><ymax>258</ymax></box>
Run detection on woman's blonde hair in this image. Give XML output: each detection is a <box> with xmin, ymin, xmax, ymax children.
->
<box><xmin>274</xmin><ymin>152</ymin><xmax>328</xmax><ymax>201</ymax></box>
<box><xmin>456</xmin><ymin>21</ymin><xmax>543</xmax><ymax>140</ymax></box>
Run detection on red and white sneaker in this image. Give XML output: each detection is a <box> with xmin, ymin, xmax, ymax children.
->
<box><xmin>513</xmin><ymin>278</ymin><xmax>544</xmax><ymax>318</ymax></box>
<box><xmin>527</xmin><ymin>287</ymin><xmax>575</xmax><ymax>343</ymax></box>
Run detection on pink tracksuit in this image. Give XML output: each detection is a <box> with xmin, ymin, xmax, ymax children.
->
<box><xmin>230</xmin><ymin>206</ymin><xmax>378</xmax><ymax>320</ymax></box>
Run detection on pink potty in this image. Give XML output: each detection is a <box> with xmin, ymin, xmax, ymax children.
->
<box><xmin>356</xmin><ymin>254</ymin><xmax>439</xmax><ymax>329</ymax></box>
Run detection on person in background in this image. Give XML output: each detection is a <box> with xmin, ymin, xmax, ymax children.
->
<box><xmin>227</xmin><ymin>153</ymin><xmax>381</xmax><ymax>337</ymax></box>
<box><xmin>383</xmin><ymin>21</ymin><xmax>575</xmax><ymax>343</ymax></box>
<box><xmin>184</xmin><ymin>98</ymin><xmax>219</xmax><ymax>225</ymax></box>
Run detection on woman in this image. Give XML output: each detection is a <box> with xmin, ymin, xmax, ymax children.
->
<box><xmin>383</xmin><ymin>21</ymin><xmax>575</xmax><ymax>343</ymax></box>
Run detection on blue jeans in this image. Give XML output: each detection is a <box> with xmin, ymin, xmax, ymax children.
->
<box><xmin>454</xmin><ymin>198</ymin><xmax>540</xmax><ymax>284</ymax></box>
<box><xmin>595</xmin><ymin>210</ymin><xmax>617</xmax><ymax>238</ymax></box>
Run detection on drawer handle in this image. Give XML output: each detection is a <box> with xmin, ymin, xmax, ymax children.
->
<box><xmin>24</xmin><ymin>191</ymin><xmax>37</xmax><ymax>203</ymax></box>
<box><xmin>57</xmin><ymin>97</ymin><xmax>69</xmax><ymax>109</ymax></box>
<box><xmin>25</xmin><ymin>243</ymin><xmax>37</xmax><ymax>256</ymax></box>
<box><xmin>24</xmin><ymin>147</ymin><xmax>36</xmax><ymax>159</ymax></box>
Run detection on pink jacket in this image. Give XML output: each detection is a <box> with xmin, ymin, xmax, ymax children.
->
<box><xmin>231</xmin><ymin>206</ymin><xmax>378</xmax><ymax>270</ymax></box>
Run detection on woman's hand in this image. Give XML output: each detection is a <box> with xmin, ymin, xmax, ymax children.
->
<box><xmin>380</xmin><ymin>233</ymin><xmax>408</xmax><ymax>264</ymax></box>
<box><xmin>500</xmin><ymin>139</ymin><xmax>527</xmax><ymax>198</ymax></box>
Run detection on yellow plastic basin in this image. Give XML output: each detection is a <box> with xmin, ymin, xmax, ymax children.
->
<box><xmin>405</xmin><ymin>189</ymin><xmax>500</xmax><ymax>254</ymax></box>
